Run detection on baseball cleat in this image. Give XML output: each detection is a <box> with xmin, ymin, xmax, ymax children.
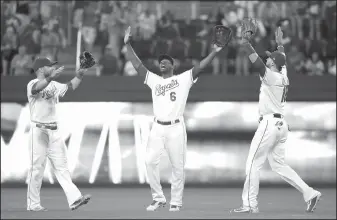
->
<box><xmin>146</xmin><ymin>200</ymin><xmax>166</xmax><ymax>211</ymax></box>
<box><xmin>230</xmin><ymin>206</ymin><xmax>259</xmax><ymax>213</ymax></box>
<box><xmin>169</xmin><ymin>205</ymin><xmax>182</xmax><ymax>212</ymax></box>
<box><xmin>70</xmin><ymin>194</ymin><xmax>91</xmax><ymax>211</ymax></box>
<box><xmin>27</xmin><ymin>206</ymin><xmax>48</xmax><ymax>211</ymax></box>
<box><xmin>306</xmin><ymin>191</ymin><xmax>322</xmax><ymax>212</ymax></box>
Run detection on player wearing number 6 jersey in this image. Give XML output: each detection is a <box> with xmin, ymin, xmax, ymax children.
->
<box><xmin>232</xmin><ymin>27</ymin><xmax>321</xmax><ymax>214</ymax></box>
<box><xmin>123</xmin><ymin>26</ymin><xmax>225</xmax><ymax>212</ymax></box>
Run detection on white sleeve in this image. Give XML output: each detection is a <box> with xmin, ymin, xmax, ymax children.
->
<box><xmin>53</xmin><ymin>81</ymin><xmax>69</xmax><ymax>97</ymax></box>
<box><xmin>27</xmin><ymin>79</ymin><xmax>39</xmax><ymax>97</ymax></box>
<box><xmin>180</xmin><ymin>69</ymin><xmax>197</xmax><ymax>88</ymax></box>
<box><xmin>144</xmin><ymin>71</ymin><xmax>159</xmax><ymax>89</ymax></box>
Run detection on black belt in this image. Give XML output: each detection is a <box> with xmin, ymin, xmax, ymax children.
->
<box><xmin>36</xmin><ymin>123</ymin><xmax>57</xmax><ymax>130</ymax></box>
<box><xmin>259</xmin><ymin>113</ymin><xmax>283</xmax><ymax>122</ymax></box>
<box><xmin>156</xmin><ymin>119</ymin><xmax>180</xmax><ymax>125</ymax></box>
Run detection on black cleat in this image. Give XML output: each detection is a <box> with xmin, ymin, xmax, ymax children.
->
<box><xmin>70</xmin><ymin>194</ymin><xmax>91</xmax><ymax>211</ymax></box>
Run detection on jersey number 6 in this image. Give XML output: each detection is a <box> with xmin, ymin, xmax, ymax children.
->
<box><xmin>170</xmin><ymin>92</ymin><xmax>176</xmax><ymax>101</ymax></box>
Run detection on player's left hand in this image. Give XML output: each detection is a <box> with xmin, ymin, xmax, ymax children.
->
<box><xmin>212</xmin><ymin>44</ymin><xmax>224</xmax><ymax>53</ymax></box>
<box><xmin>275</xmin><ymin>26</ymin><xmax>283</xmax><ymax>45</ymax></box>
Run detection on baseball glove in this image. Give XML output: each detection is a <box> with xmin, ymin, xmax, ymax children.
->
<box><xmin>240</xmin><ymin>18</ymin><xmax>258</xmax><ymax>41</ymax></box>
<box><xmin>212</xmin><ymin>25</ymin><xmax>233</xmax><ymax>47</ymax></box>
<box><xmin>79</xmin><ymin>51</ymin><xmax>96</xmax><ymax>69</ymax></box>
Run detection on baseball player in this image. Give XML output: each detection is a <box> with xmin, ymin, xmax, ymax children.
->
<box><xmin>232</xmin><ymin>26</ymin><xmax>321</xmax><ymax>213</ymax></box>
<box><xmin>123</xmin><ymin>26</ymin><xmax>225</xmax><ymax>211</ymax></box>
<box><xmin>26</xmin><ymin>57</ymin><xmax>91</xmax><ymax>211</ymax></box>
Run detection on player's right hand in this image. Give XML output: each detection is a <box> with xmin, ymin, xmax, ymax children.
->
<box><xmin>124</xmin><ymin>26</ymin><xmax>131</xmax><ymax>44</ymax></box>
<box><xmin>50</xmin><ymin>66</ymin><xmax>64</xmax><ymax>79</ymax></box>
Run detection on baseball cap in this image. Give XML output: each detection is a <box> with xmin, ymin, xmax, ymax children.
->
<box><xmin>265</xmin><ymin>51</ymin><xmax>286</xmax><ymax>67</ymax></box>
<box><xmin>158</xmin><ymin>54</ymin><xmax>174</xmax><ymax>65</ymax></box>
<box><xmin>33</xmin><ymin>57</ymin><xmax>57</xmax><ymax>72</ymax></box>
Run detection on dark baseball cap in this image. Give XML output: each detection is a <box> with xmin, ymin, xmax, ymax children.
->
<box><xmin>158</xmin><ymin>54</ymin><xmax>174</xmax><ymax>65</ymax></box>
<box><xmin>33</xmin><ymin>57</ymin><xmax>57</xmax><ymax>72</ymax></box>
<box><xmin>265</xmin><ymin>51</ymin><xmax>286</xmax><ymax>67</ymax></box>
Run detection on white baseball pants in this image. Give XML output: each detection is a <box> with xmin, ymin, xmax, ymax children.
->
<box><xmin>145</xmin><ymin>119</ymin><xmax>187</xmax><ymax>207</ymax></box>
<box><xmin>242</xmin><ymin>114</ymin><xmax>316</xmax><ymax>208</ymax></box>
<box><xmin>27</xmin><ymin>123</ymin><xmax>82</xmax><ymax>210</ymax></box>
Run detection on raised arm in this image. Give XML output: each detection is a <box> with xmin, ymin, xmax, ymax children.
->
<box><xmin>124</xmin><ymin>26</ymin><xmax>148</xmax><ymax>76</ymax></box>
<box><xmin>241</xmin><ymin>40</ymin><xmax>266</xmax><ymax>77</ymax></box>
<box><xmin>275</xmin><ymin>26</ymin><xmax>286</xmax><ymax>59</ymax></box>
<box><xmin>192</xmin><ymin>44</ymin><xmax>224</xmax><ymax>80</ymax></box>
<box><xmin>31</xmin><ymin>66</ymin><xmax>64</xmax><ymax>95</ymax></box>
<box><xmin>66</xmin><ymin>68</ymin><xmax>87</xmax><ymax>91</ymax></box>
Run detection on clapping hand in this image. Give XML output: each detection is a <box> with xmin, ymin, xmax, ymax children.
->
<box><xmin>50</xmin><ymin>66</ymin><xmax>64</xmax><ymax>79</ymax></box>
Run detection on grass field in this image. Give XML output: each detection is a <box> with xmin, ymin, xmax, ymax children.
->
<box><xmin>1</xmin><ymin>187</ymin><xmax>335</xmax><ymax>219</ymax></box>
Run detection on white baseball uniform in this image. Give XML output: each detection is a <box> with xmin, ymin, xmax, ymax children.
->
<box><xmin>242</xmin><ymin>66</ymin><xmax>316</xmax><ymax>208</ymax></box>
<box><xmin>144</xmin><ymin>69</ymin><xmax>196</xmax><ymax>207</ymax></box>
<box><xmin>26</xmin><ymin>79</ymin><xmax>82</xmax><ymax>210</ymax></box>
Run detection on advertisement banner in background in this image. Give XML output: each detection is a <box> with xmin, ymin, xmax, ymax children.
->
<box><xmin>1</xmin><ymin>102</ymin><xmax>336</xmax><ymax>185</ymax></box>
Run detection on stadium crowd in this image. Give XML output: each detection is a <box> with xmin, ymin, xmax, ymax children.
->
<box><xmin>1</xmin><ymin>0</ymin><xmax>336</xmax><ymax>76</ymax></box>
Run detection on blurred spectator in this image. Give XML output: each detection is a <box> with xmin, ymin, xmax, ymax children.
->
<box><xmin>97</xmin><ymin>45</ymin><xmax>121</xmax><ymax>76</ymax></box>
<box><xmin>170</xmin><ymin>35</ymin><xmax>187</xmax><ymax>61</ymax></box>
<box><xmin>138</xmin><ymin>9</ymin><xmax>156</xmax><ymax>40</ymax></box>
<box><xmin>10</xmin><ymin>45</ymin><xmax>33</xmax><ymax>75</ymax></box>
<box><xmin>215</xmin><ymin>8</ymin><xmax>225</xmax><ymax>26</ymax></box>
<box><xmin>287</xmin><ymin>45</ymin><xmax>306</xmax><ymax>75</ymax></box>
<box><xmin>81</xmin><ymin>2</ymin><xmax>98</xmax><ymax>52</ymax></box>
<box><xmin>1</xmin><ymin>25</ymin><xmax>19</xmax><ymax>75</ymax></box>
<box><xmin>322</xmin><ymin>1</ymin><xmax>336</xmax><ymax>40</ymax></box>
<box><xmin>157</xmin><ymin>11</ymin><xmax>179</xmax><ymax>40</ymax></box>
<box><xmin>50</xmin><ymin>18</ymin><xmax>67</xmax><ymax>49</ymax></box>
<box><xmin>304</xmin><ymin>52</ymin><xmax>325</xmax><ymax>75</ymax></box>
<box><xmin>196</xmin><ymin>19</ymin><xmax>211</xmax><ymax>57</ymax></box>
<box><xmin>212</xmin><ymin>48</ymin><xmax>228</xmax><ymax>75</ymax></box>
<box><xmin>257</xmin><ymin>2</ymin><xmax>282</xmax><ymax>31</ymax></box>
<box><xmin>40</xmin><ymin>24</ymin><xmax>60</xmax><ymax>61</ymax></box>
<box><xmin>106</xmin><ymin>3</ymin><xmax>124</xmax><ymax>58</ymax></box>
<box><xmin>48</xmin><ymin>18</ymin><xmax>67</xmax><ymax>61</ymax></box>
<box><xmin>22</xmin><ymin>28</ymin><xmax>42</xmax><ymax>60</ymax></box>
<box><xmin>235</xmin><ymin>48</ymin><xmax>249</xmax><ymax>76</ymax></box>
<box><xmin>327</xmin><ymin>58</ymin><xmax>336</xmax><ymax>76</ymax></box>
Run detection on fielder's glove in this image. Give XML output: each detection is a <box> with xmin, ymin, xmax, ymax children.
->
<box><xmin>79</xmin><ymin>51</ymin><xmax>96</xmax><ymax>69</ymax></box>
<box><xmin>240</xmin><ymin>18</ymin><xmax>258</xmax><ymax>42</ymax></box>
<box><xmin>212</xmin><ymin>25</ymin><xmax>233</xmax><ymax>47</ymax></box>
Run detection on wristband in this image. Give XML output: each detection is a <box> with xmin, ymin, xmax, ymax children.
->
<box><xmin>75</xmin><ymin>74</ymin><xmax>84</xmax><ymax>80</ymax></box>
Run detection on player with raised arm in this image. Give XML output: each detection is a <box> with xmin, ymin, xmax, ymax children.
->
<box><xmin>26</xmin><ymin>53</ymin><xmax>95</xmax><ymax>211</ymax></box>
<box><xmin>231</xmin><ymin>21</ymin><xmax>321</xmax><ymax>214</ymax></box>
<box><xmin>124</xmin><ymin>26</ymin><xmax>231</xmax><ymax>212</ymax></box>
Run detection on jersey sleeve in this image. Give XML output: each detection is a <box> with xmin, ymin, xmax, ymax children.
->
<box><xmin>27</xmin><ymin>79</ymin><xmax>39</xmax><ymax>97</ymax></box>
<box><xmin>53</xmin><ymin>81</ymin><xmax>69</xmax><ymax>97</ymax></box>
<box><xmin>260</xmin><ymin>67</ymin><xmax>284</xmax><ymax>86</ymax></box>
<box><xmin>144</xmin><ymin>71</ymin><xmax>160</xmax><ymax>89</ymax></box>
<box><xmin>180</xmin><ymin>69</ymin><xmax>197</xmax><ymax>88</ymax></box>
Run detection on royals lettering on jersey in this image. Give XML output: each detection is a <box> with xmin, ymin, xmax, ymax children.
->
<box><xmin>144</xmin><ymin>69</ymin><xmax>196</xmax><ymax>121</ymax></box>
<box><xmin>258</xmin><ymin>66</ymin><xmax>289</xmax><ymax>116</ymax></box>
<box><xmin>27</xmin><ymin>79</ymin><xmax>68</xmax><ymax>123</ymax></box>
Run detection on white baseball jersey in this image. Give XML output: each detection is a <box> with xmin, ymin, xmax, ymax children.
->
<box><xmin>27</xmin><ymin>79</ymin><xmax>68</xmax><ymax>123</ymax></box>
<box><xmin>144</xmin><ymin>69</ymin><xmax>196</xmax><ymax>121</ymax></box>
<box><xmin>258</xmin><ymin>66</ymin><xmax>289</xmax><ymax>116</ymax></box>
